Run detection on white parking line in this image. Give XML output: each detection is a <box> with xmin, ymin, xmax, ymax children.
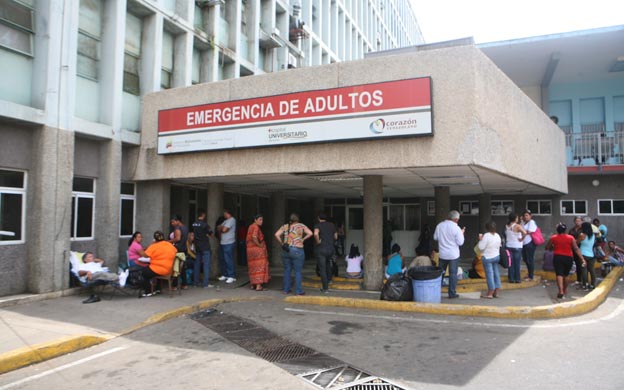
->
<box><xmin>284</xmin><ymin>297</ymin><xmax>624</xmax><ymax>329</ymax></box>
<box><xmin>0</xmin><ymin>346</ymin><xmax>128</xmax><ymax>390</ymax></box>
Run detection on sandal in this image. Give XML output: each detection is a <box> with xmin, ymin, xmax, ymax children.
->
<box><xmin>480</xmin><ymin>295</ymin><xmax>494</xmax><ymax>299</ymax></box>
<box><xmin>255</xmin><ymin>287</ymin><xmax>266</xmax><ymax>291</ymax></box>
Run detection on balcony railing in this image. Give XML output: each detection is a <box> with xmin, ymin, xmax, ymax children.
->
<box><xmin>564</xmin><ymin>129</ymin><xmax>624</xmax><ymax>166</ymax></box>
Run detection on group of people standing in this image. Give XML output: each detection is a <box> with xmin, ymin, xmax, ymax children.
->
<box><xmin>125</xmin><ymin>208</ymin><xmax>270</xmax><ymax>297</ymax></box>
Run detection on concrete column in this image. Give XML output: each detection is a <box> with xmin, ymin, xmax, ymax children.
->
<box><xmin>32</xmin><ymin>0</ymin><xmax>79</xmax><ymax>128</ymax></box>
<box><xmin>204</xmin><ymin>3</ymin><xmax>221</xmax><ymax>82</ymax></box>
<box><xmin>141</xmin><ymin>13</ymin><xmax>164</xmax><ymax>94</ymax></box>
<box><xmin>434</xmin><ymin>186</ymin><xmax>450</xmax><ymax>224</ymax></box>
<box><xmin>247</xmin><ymin>0</ymin><xmax>260</xmax><ymax>66</ymax></box>
<box><xmin>478</xmin><ymin>193</ymin><xmax>492</xmax><ymax>233</ymax></box>
<box><xmin>270</xmin><ymin>192</ymin><xmax>286</xmax><ymax>265</ymax></box>
<box><xmin>363</xmin><ymin>175</ymin><xmax>383</xmax><ymax>291</ymax></box>
<box><xmin>100</xmin><ymin>0</ymin><xmax>126</xmax><ymax>131</ymax></box>
<box><xmin>207</xmin><ymin>183</ymin><xmax>224</xmax><ymax>277</ymax></box>
<box><xmin>95</xmin><ymin>140</ymin><xmax>122</xmax><ymax>268</ymax></box>
<box><xmin>136</xmin><ymin>181</ymin><xmax>170</xmax><ymax>239</ymax></box>
<box><xmin>173</xmin><ymin>31</ymin><xmax>193</xmax><ymax>88</ymax></box>
<box><xmin>28</xmin><ymin>126</ymin><xmax>74</xmax><ymax>293</ymax></box>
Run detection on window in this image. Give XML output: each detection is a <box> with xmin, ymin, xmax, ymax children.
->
<box><xmin>459</xmin><ymin>200</ymin><xmax>479</xmax><ymax>216</ymax></box>
<box><xmin>123</xmin><ymin>13</ymin><xmax>142</xmax><ymax>95</ymax></box>
<box><xmin>427</xmin><ymin>201</ymin><xmax>435</xmax><ymax>216</ymax></box>
<box><xmin>161</xmin><ymin>31</ymin><xmax>174</xmax><ymax>89</ymax></box>
<box><xmin>0</xmin><ymin>169</ymin><xmax>26</xmax><ymax>244</ymax></box>
<box><xmin>119</xmin><ymin>182</ymin><xmax>135</xmax><ymax>237</ymax></box>
<box><xmin>0</xmin><ymin>0</ymin><xmax>34</xmax><ymax>56</ymax></box>
<box><xmin>491</xmin><ymin>200</ymin><xmax>514</xmax><ymax>216</ymax></box>
<box><xmin>526</xmin><ymin>200</ymin><xmax>552</xmax><ymax>215</ymax></box>
<box><xmin>71</xmin><ymin>177</ymin><xmax>95</xmax><ymax>240</ymax></box>
<box><xmin>598</xmin><ymin>199</ymin><xmax>624</xmax><ymax>215</ymax></box>
<box><xmin>348</xmin><ymin>207</ymin><xmax>363</xmax><ymax>230</ymax></box>
<box><xmin>388</xmin><ymin>204</ymin><xmax>420</xmax><ymax>230</ymax></box>
<box><xmin>77</xmin><ymin>0</ymin><xmax>101</xmax><ymax>80</ymax></box>
<box><xmin>560</xmin><ymin>200</ymin><xmax>587</xmax><ymax>216</ymax></box>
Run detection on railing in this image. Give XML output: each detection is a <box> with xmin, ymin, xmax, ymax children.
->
<box><xmin>564</xmin><ymin>130</ymin><xmax>624</xmax><ymax>166</ymax></box>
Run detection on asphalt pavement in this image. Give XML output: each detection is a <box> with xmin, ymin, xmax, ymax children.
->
<box><xmin>0</xmin><ymin>262</ymin><xmax>623</xmax><ymax>382</ymax></box>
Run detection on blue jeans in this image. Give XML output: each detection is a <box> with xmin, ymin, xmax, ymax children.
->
<box><xmin>439</xmin><ymin>258</ymin><xmax>459</xmax><ymax>297</ymax></box>
<box><xmin>194</xmin><ymin>250</ymin><xmax>212</xmax><ymax>287</ymax></box>
<box><xmin>220</xmin><ymin>243</ymin><xmax>236</xmax><ymax>278</ymax></box>
<box><xmin>608</xmin><ymin>256</ymin><xmax>624</xmax><ymax>266</ymax></box>
<box><xmin>507</xmin><ymin>247</ymin><xmax>522</xmax><ymax>282</ymax></box>
<box><xmin>282</xmin><ymin>247</ymin><xmax>305</xmax><ymax>294</ymax></box>
<box><xmin>522</xmin><ymin>241</ymin><xmax>536</xmax><ymax>279</ymax></box>
<box><xmin>482</xmin><ymin>255</ymin><xmax>502</xmax><ymax>291</ymax></box>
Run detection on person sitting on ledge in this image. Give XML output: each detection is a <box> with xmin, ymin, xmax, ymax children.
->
<box><xmin>385</xmin><ymin>244</ymin><xmax>405</xmax><ymax>279</ymax></box>
<box><xmin>409</xmin><ymin>248</ymin><xmax>433</xmax><ymax>268</ymax></box>
<box><xmin>345</xmin><ymin>244</ymin><xmax>364</xmax><ymax>279</ymax></box>
<box><xmin>605</xmin><ymin>241</ymin><xmax>624</xmax><ymax>266</ymax></box>
<box><xmin>75</xmin><ymin>252</ymin><xmax>125</xmax><ymax>304</ymax></box>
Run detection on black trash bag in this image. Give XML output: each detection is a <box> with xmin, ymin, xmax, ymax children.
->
<box><xmin>407</xmin><ymin>266</ymin><xmax>443</xmax><ymax>281</ymax></box>
<box><xmin>380</xmin><ymin>273</ymin><xmax>413</xmax><ymax>301</ymax></box>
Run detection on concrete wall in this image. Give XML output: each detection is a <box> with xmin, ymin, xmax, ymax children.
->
<box><xmin>135</xmin><ymin>45</ymin><xmax>567</xmax><ymax>195</ymax></box>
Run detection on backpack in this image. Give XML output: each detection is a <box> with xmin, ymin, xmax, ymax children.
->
<box><xmin>126</xmin><ymin>267</ymin><xmax>144</xmax><ymax>289</ymax></box>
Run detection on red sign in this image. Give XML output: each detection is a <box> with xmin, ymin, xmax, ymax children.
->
<box><xmin>158</xmin><ymin>77</ymin><xmax>431</xmax><ymax>133</ymax></box>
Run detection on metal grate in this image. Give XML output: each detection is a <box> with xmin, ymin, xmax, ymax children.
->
<box><xmin>191</xmin><ymin>310</ymin><xmax>410</xmax><ymax>390</ymax></box>
<box><xmin>299</xmin><ymin>366</ymin><xmax>408</xmax><ymax>389</ymax></box>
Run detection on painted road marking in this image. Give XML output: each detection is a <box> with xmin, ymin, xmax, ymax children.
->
<box><xmin>284</xmin><ymin>297</ymin><xmax>624</xmax><ymax>329</ymax></box>
<box><xmin>0</xmin><ymin>346</ymin><xmax>128</xmax><ymax>390</ymax></box>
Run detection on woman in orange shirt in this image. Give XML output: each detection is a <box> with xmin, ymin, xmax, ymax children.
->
<box><xmin>141</xmin><ymin>231</ymin><xmax>177</xmax><ymax>297</ymax></box>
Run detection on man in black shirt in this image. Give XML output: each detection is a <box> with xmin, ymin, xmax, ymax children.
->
<box><xmin>192</xmin><ymin>209</ymin><xmax>213</xmax><ymax>288</ymax></box>
<box><xmin>314</xmin><ymin>213</ymin><xmax>337</xmax><ymax>293</ymax></box>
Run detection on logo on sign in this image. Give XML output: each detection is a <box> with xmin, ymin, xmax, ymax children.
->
<box><xmin>369</xmin><ymin>118</ymin><xmax>386</xmax><ymax>134</ymax></box>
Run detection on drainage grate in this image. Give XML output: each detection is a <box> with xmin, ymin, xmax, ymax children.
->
<box><xmin>190</xmin><ymin>310</ymin><xmax>409</xmax><ymax>390</ymax></box>
<box><xmin>299</xmin><ymin>366</ymin><xmax>408</xmax><ymax>389</ymax></box>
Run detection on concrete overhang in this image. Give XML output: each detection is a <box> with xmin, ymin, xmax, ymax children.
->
<box><xmin>478</xmin><ymin>25</ymin><xmax>624</xmax><ymax>87</ymax></box>
<box><xmin>136</xmin><ymin>44</ymin><xmax>568</xmax><ymax>198</ymax></box>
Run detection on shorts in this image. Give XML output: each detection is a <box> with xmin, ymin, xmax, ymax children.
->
<box><xmin>553</xmin><ymin>254</ymin><xmax>573</xmax><ymax>276</ymax></box>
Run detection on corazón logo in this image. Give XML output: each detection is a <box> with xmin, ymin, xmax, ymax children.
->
<box><xmin>369</xmin><ymin>118</ymin><xmax>385</xmax><ymax>134</ymax></box>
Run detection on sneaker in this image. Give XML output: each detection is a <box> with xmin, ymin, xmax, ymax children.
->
<box><xmin>320</xmin><ymin>289</ymin><xmax>329</xmax><ymax>294</ymax></box>
<box><xmin>448</xmin><ymin>294</ymin><xmax>460</xmax><ymax>299</ymax></box>
<box><xmin>296</xmin><ymin>292</ymin><xmax>306</xmax><ymax>296</ymax></box>
<box><xmin>202</xmin><ymin>284</ymin><xmax>215</xmax><ymax>288</ymax></box>
<box><xmin>218</xmin><ymin>276</ymin><xmax>227</xmax><ymax>281</ymax></box>
<box><xmin>225</xmin><ymin>277</ymin><xmax>237</xmax><ymax>284</ymax></box>
<box><xmin>118</xmin><ymin>269</ymin><xmax>129</xmax><ymax>287</ymax></box>
<box><xmin>82</xmin><ymin>294</ymin><xmax>101</xmax><ymax>304</ymax></box>
<box><xmin>141</xmin><ymin>292</ymin><xmax>153</xmax><ymax>298</ymax></box>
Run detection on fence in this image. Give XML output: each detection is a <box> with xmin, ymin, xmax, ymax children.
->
<box><xmin>564</xmin><ymin>129</ymin><xmax>624</xmax><ymax>166</ymax></box>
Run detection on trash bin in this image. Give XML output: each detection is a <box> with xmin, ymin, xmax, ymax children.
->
<box><xmin>408</xmin><ymin>266</ymin><xmax>443</xmax><ymax>304</ymax></box>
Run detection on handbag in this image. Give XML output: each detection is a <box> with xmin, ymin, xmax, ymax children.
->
<box><xmin>530</xmin><ymin>227</ymin><xmax>545</xmax><ymax>246</ymax></box>
<box><xmin>499</xmin><ymin>249</ymin><xmax>511</xmax><ymax>269</ymax></box>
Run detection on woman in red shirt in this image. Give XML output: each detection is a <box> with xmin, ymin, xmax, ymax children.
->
<box><xmin>546</xmin><ymin>223</ymin><xmax>586</xmax><ymax>299</ymax></box>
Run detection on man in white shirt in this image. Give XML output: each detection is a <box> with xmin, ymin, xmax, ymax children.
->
<box><xmin>433</xmin><ymin>210</ymin><xmax>465</xmax><ymax>299</ymax></box>
<box><xmin>217</xmin><ymin>209</ymin><xmax>237</xmax><ymax>284</ymax></box>
<box><xmin>74</xmin><ymin>252</ymin><xmax>124</xmax><ymax>304</ymax></box>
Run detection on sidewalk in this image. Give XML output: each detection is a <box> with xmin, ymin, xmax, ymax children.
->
<box><xmin>1</xmin><ymin>264</ymin><xmax>622</xmax><ymax>375</ymax></box>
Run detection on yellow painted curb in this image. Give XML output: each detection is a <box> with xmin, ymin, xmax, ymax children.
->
<box><xmin>302</xmin><ymin>280</ymin><xmax>362</xmax><ymax>290</ymax></box>
<box><xmin>0</xmin><ymin>296</ymin><xmax>270</xmax><ymax>375</ymax></box>
<box><xmin>284</xmin><ymin>267</ymin><xmax>624</xmax><ymax>319</ymax></box>
<box><xmin>120</xmin><ymin>296</ymin><xmax>270</xmax><ymax>335</ymax></box>
<box><xmin>0</xmin><ymin>334</ymin><xmax>112</xmax><ymax>375</ymax></box>
<box><xmin>448</xmin><ymin>277</ymin><xmax>541</xmax><ymax>293</ymax></box>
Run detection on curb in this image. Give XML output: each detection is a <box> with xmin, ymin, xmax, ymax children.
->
<box><xmin>0</xmin><ymin>334</ymin><xmax>113</xmax><ymax>375</ymax></box>
<box><xmin>0</xmin><ymin>296</ymin><xmax>269</xmax><ymax>375</ymax></box>
<box><xmin>284</xmin><ymin>267</ymin><xmax>624</xmax><ymax>320</ymax></box>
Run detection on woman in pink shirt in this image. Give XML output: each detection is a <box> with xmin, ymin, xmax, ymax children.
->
<box><xmin>128</xmin><ymin>231</ymin><xmax>148</xmax><ymax>267</ymax></box>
